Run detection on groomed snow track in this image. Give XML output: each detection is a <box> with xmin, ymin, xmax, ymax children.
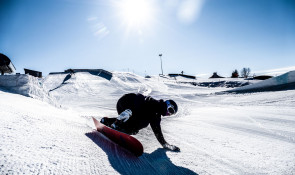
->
<box><xmin>1</xmin><ymin>72</ymin><xmax>295</xmax><ymax>174</ymax></box>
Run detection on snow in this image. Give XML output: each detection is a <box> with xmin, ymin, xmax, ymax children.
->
<box><xmin>1</xmin><ymin>72</ymin><xmax>295</xmax><ymax>174</ymax></box>
<box><xmin>0</xmin><ymin>74</ymin><xmax>56</xmax><ymax>105</ymax></box>
<box><xmin>227</xmin><ymin>71</ymin><xmax>295</xmax><ymax>93</ymax></box>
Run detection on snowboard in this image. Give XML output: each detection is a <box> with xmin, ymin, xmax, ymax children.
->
<box><xmin>92</xmin><ymin>117</ymin><xmax>144</xmax><ymax>157</ymax></box>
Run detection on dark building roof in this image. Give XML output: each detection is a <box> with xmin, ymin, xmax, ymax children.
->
<box><xmin>168</xmin><ymin>73</ymin><xmax>196</xmax><ymax>79</ymax></box>
<box><xmin>253</xmin><ymin>75</ymin><xmax>273</xmax><ymax>80</ymax></box>
<box><xmin>210</xmin><ymin>72</ymin><xmax>224</xmax><ymax>78</ymax></box>
<box><xmin>0</xmin><ymin>53</ymin><xmax>16</xmax><ymax>74</ymax></box>
<box><xmin>24</xmin><ymin>68</ymin><xmax>42</xmax><ymax>78</ymax></box>
<box><xmin>50</xmin><ymin>69</ymin><xmax>113</xmax><ymax>80</ymax></box>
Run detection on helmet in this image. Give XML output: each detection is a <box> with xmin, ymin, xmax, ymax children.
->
<box><xmin>165</xmin><ymin>100</ymin><xmax>178</xmax><ymax>115</ymax></box>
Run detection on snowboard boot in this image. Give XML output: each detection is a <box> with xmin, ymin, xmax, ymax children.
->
<box><xmin>100</xmin><ymin>117</ymin><xmax>116</xmax><ymax>127</ymax></box>
<box><xmin>128</xmin><ymin>130</ymin><xmax>139</xmax><ymax>135</ymax></box>
<box><xmin>111</xmin><ymin>119</ymin><xmax>124</xmax><ymax>131</ymax></box>
<box><xmin>111</xmin><ymin>109</ymin><xmax>132</xmax><ymax>131</ymax></box>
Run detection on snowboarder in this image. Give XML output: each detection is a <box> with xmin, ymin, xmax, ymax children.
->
<box><xmin>101</xmin><ymin>93</ymin><xmax>180</xmax><ymax>152</ymax></box>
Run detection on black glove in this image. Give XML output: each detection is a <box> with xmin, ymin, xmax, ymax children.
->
<box><xmin>129</xmin><ymin>130</ymin><xmax>139</xmax><ymax>135</ymax></box>
<box><xmin>162</xmin><ymin>143</ymin><xmax>180</xmax><ymax>152</ymax></box>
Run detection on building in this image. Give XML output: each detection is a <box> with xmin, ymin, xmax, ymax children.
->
<box><xmin>210</xmin><ymin>72</ymin><xmax>224</xmax><ymax>78</ymax></box>
<box><xmin>168</xmin><ymin>73</ymin><xmax>196</xmax><ymax>79</ymax></box>
<box><xmin>50</xmin><ymin>69</ymin><xmax>113</xmax><ymax>80</ymax></box>
<box><xmin>253</xmin><ymin>75</ymin><xmax>273</xmax><ymax>80</ymax></box>
<box><xmin>24</xmin><ymin>68</ymin><xmax>42</xmax><ymax>78</ymax></box>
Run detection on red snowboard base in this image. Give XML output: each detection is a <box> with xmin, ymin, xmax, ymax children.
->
<box><xmin>92</xmin><ymin>117</ymin><xmax>144</xmax><ymax>157</ymax></box>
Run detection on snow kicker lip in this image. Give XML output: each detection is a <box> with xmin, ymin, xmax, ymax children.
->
<box><xmin>225</xmin><ymin>71</ymin><xmax>295</xmax><ymax>93</ymax></box>
<box><xmin>225</xmin><ymin>82</ymin><xmax>295</xmax><ymax>94</ymax></box>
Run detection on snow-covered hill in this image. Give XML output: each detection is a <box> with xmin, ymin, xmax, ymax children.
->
<box><xmin>227</xmin><ymin>71</ymin><xmax>295</xmax><ymax>93</ymax></box>
<box><xmin>1</xmin><ymin>72</ymin><xmax>295</xmax><ymax>174</ymax></box>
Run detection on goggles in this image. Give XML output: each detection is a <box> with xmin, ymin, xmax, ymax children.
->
<box><xmin>165</xmin><ymin>100</ymin><xmax>175</xmax><ymax>116</ymax></box>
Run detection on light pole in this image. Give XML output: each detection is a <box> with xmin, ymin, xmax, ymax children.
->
<box><xmin>159</xmin><ymin>54</ymin><xmax>163</xmax><ymax>75</ymax></box>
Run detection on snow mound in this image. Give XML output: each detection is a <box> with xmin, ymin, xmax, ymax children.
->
<box><xmin>0</xmin><ymin>74</ymin><xmax>57</xmax><ymax>105</ymax></box>
<box><xmin>156</xmin><ymin>75</ymin><xmax>258</xmax><ymax>88</ymax></box>
<box><xmin>42</xmin><ymin>72</ymin><xmax>165</xmax><ymax>115</ymax></box>
<box><xmin>1</xmin><ymin>71</ymin><xmax>295</xmax><ymax>174</ymax></box>
<box><xmin>42</xmin><ymin>72</ymin><xmax>259</xmax><ymax>115</ymax></box>
<box><xmin>227</xmin><ymin>71</ymin><xmax>295</xmax><ymax>93</ymax></box>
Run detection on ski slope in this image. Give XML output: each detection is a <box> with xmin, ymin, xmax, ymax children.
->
<box><xmin>1</xmin><ymin>72</ymin><xmax>295</xmax><ymax>174</ymax></box>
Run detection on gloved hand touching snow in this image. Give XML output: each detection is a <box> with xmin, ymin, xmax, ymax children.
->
<box><xmin>162</xmin><ymin>143</ymin><xmax>180</xmax><ymax>152</ymax></box>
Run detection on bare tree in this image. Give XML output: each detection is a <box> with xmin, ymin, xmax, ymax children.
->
<box><xmin>241</xmin><ymin>68</ymin><xmax>251</xmax><ymax>78</ymax></box>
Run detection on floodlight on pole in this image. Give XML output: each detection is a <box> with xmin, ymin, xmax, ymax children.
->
<box><xmin>159</xmin><ymin>54</ymin><xmax>163</xmax><ymax>75</ymax></box>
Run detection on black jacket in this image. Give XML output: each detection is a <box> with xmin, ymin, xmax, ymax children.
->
<box><xmin>116</xmin><ymin>93</ymin><xmax>168</xmax><ymax>145</ymax></box>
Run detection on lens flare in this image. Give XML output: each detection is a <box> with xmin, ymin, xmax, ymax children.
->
<box><xmin>114</xmin><ymin>0</ymin><xmax>156</xmax><ymax>31</ymax></box>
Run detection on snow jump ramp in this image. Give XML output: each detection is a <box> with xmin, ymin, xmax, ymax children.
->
<box><xmin>227</xmin><ymin>71</ymin><xmax>295</xmax><ymax>93</ymax></box>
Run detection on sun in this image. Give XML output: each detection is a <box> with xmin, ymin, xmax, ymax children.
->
<box><xmin>114</xmin><ymin>0</ymin><xmax>156</xmax><ymax>31</ymax></box>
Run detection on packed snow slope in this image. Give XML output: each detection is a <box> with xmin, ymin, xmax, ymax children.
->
<box><xmin>0</xmin><ymin>74</ymin><xmax>55</xmax><ymax>104</ymax></box>
<box><xmin>1</xmin><ymin>72</ymin><xmax>295</xmax><ymax>175</ymax></box>
<box><xmin>227</xmin><ymin>70</ymin><xmax>295</xmax><ymax>93</ymax></box>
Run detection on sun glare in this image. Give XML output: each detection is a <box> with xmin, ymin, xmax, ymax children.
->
<box><xmin>115</xmin><ymin>0</ymin><xmax>155</xmax><ymax>31</ymax></box>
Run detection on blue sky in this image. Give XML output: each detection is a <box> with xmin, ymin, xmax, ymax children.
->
<box><xmin>1</xmin><ymin>0</ymin><xmax>294</xmax><ymax>77</ymax></box>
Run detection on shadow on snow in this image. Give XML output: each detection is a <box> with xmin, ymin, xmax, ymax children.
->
<box><xmin>49</xmin><ymin>74</ymin><xmax>72</xmax><ymax>92</ymax></box>
<box><xmin>86</xmin><ymin>131</ymin><xmax>198</xmax><ymax>175</ymax></box>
